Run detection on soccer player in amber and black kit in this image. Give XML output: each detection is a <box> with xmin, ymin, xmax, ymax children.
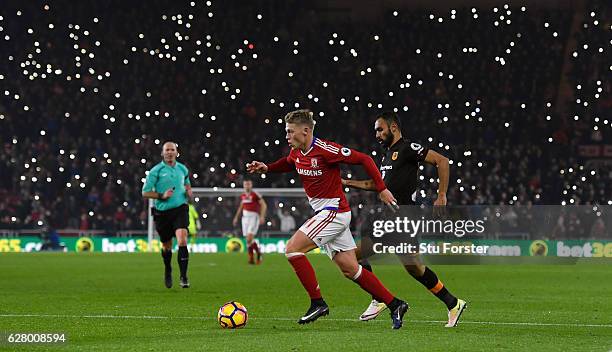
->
<box><xmin>343</xmin><ymin>112</ymin><xmax>467</xmax><ymax>327</ymax></box>
<box><xmin>247</xmin><ymin>109</ymin><xmax>409</xmax><ymax>329</ymax></box>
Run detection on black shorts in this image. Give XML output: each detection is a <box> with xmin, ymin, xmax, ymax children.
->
<box><xmin>153</xmin><ymin>204</ymin><xmax>189</xmax><ymax>243</ymax></box>
<box><xmin>358</xmin><ymin>205</ymin><xmax>421</xmax><ymax>263</ymax></box>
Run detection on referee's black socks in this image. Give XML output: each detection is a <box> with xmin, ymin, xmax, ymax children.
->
<box><xmin>411</xmin><ymin>266</ymin><xmax>458</xmax><ymax>310</ymax></box>
<box><xmin>161</xmin><ymin>248</ymin><xmax>172</xmax><ymax>272</ymax></box>
<box><xmin>178</xmin><ymin>245</ymin><xmax>189</xmax><ymax>278</ymax></box>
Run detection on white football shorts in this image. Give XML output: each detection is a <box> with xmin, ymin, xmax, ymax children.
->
<box><xmin>241</xmin><ymin>210</ymin><xmax>260</xmax><ymax>236</ymax></box>
<box><xmin>298</xmin><ymin>210</ymin><xmax>356</xmax><ymax>259</ymax></box>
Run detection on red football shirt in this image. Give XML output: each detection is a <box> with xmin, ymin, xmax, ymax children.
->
<box><xmin>240</xmin><ymin>191</ymin><xmax>262</xmax><ymax>213</ymax></box>
<box><xmin>267</xmin><ymin>137</ymin><xmax>387</xmax><ymax>213</ymax></box>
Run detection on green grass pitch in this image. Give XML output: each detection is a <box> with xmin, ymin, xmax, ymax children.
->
<box><xmin>0</xmin><ymin>253</ymin><xmax>610</xmax><ymax>351</ymax></box>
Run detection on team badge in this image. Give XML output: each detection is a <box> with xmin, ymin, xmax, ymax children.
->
<box><xmin>311</xmin><ymin>158</ymin><xmax>318</xmax><ymax>168</ymax></box>
<box><xmin>392</xmin><ymin>151</ymin><xmax>399</xmax><ymax>160</ymax></box>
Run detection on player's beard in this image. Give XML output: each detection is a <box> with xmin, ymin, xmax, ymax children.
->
<box><xmin>377</xmin><ymin>133</ymin><xmax>394</xmax><ymax>149</ymax></box>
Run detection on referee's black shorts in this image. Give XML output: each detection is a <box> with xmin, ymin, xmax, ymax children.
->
<box><xmin>153</xmin><ymin>204</ymin><xmax>189</xmax><ymax>243</ymax></box>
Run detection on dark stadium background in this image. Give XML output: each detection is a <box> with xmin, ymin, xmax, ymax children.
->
<box><xmin>0</xmin><ymin>0</ymin><xmax>609</xmax><ymax>237</ymax></box>
<box><xmin>0</xmin><ymin>2</ymin><xmax>611</xmax><ymax>351</ymax></box>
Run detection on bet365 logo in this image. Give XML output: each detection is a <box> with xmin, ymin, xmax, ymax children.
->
<box><xmin>556</xmin><ymin>241</ymin><xmax>612</xmax><ymax>257</ymax></box>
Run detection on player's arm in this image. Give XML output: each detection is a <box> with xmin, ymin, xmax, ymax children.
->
<box><xmin>142</xmin><ymin>168</ymin><xmax>173</xmax><ymax>200</ymax></box>
<box><xmin>184</xmin><ymin>184</ymin><xmax>193</xmax><ymax>200</ymax></box>
<box><xmin>331</xmin><ymin>147</ymin><xmax>397</xmax><ymax>207</ymax></box>
<box><xmin>232</xmin><ymin>202</ymin><xmax>243</xmax><ymax>227</ymax></box>
<box><xmin>424</xmin><ymin>149</ymin><xmax>450</xmax><ymax>206</ymax></box>
<box><xmin>341</xmin><ymin>178</ymin><xmax>377</xmax><ymax>191</ymax></box>
<box><xmin>258</xmin><ymin>197</ymin><xmax>267</xmax><ymax>225</ymax></box>
<box><xmin>143</xmin><ymin>189</ymin><xmax>174</xmax><ymax>200</ymax></box>
<box><xmin>184</xmin><ymin>168</ymin><xmax>193</xmax><ymax>199</ymax></box>
<box><xmin>143</xmin><ymin>191</ymin><xmax>170</xmax><ymax>200</ymax></box>
<box><xmin>247</xmin><ymin>155</ymin><xmax>294</xmax><ymax>174</ymax></box>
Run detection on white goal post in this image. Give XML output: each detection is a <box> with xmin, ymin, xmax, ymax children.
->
<box><xmin>147</xmin><ymin>187</ymin><xmax>306</xmax><ymax>251</ymax></box>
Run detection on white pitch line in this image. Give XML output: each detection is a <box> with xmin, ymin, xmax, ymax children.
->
<box><xmin>1</xmin><ymin>314</ymin><xmax>611</xmax><ymax>328</ymax></box>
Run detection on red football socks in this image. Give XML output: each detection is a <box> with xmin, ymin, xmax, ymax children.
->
<box><xmin>354</xmin><ymin>266</ymin><xmax>394</xmax><ymax>305</ymax></box>
<box><xmin>287</xmin><ymin>254</ymin><xmax>322</xmax><ymax>299</ymax></box>
<box><xmin>248</xmin><ymin>244</ymin><xmax>254</xmax><ymax>262</ymax></box>
<box><xmin>253</xmin><ymin>242</ymin><xmax>260</xmax><ymax>256</ymax></box>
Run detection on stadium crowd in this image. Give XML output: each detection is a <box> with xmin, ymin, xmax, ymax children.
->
<box><xmin>0</xmin><ymin>0</ymin><xmax>610</xmax><ymax>232</ymax></box>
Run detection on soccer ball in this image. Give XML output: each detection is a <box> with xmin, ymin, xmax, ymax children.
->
<box><xmin>217</xmin><ymin>301</ymin><xmax>248</xmax><ymax>329</ymax></box>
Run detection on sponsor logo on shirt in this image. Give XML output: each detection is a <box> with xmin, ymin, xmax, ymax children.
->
<box><xmin>411</xmin><ymin>143</ymin><xmax>424</xmax><ymax>154</ymax></box>
<box><xmin>242</xmin><ymin>195</ymin><xmax>253</xmax><ymax>203</ymax></box>
<box><xmin>296</xmin><ymin>168</ymin><xmax>323</xmax><ymax>176</ymax></box>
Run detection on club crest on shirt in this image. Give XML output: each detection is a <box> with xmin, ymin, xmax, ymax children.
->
<box><xmin>311</xmin><ymin>158</ymin><xmax>319</xmax><ymax>168</ymax></box>
<box><xmin>392</xmin><ymin>151</ymin><xmax>399</xmax><ymax>160</ymax></box>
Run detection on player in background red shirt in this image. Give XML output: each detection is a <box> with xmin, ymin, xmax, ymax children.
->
<box><xmin>247</xmin><ymin>109</ymin><xmax>409</xmax><ymax>329</ymax></box>
<box><xmin>232</xmin><ymin>179</ymin><xmax>267</xmax><ymax>264</ymax></box>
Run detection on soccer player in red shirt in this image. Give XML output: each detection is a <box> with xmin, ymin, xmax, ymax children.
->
<box><xmin>247</xmin><ymin>109</ymin><xmax>409</xmax><ymax>329</ymax></box>
<box><xmin>232</xmin><ymin>179</ymin><xmax>267</xmax><ymax>264</ymax></box>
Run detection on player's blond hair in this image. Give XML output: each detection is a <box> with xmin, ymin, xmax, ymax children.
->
<box><xmin>284</xmin><ymin>109</ymin><xmax>315</xmax><ymax>129</ymax></box>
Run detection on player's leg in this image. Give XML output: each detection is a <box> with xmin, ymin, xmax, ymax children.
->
<box><xmin>242</xmin><ymin>217</ymin><xmax>255</xmax><ymax>264</ymax></box>
<box><xmin>355</xmin><ymin>236</ymin><xmax>388</xmax><ymax>320</ymax></box>
<box><xmin>331</xmin><ymin>248</ymin><xmax>409</xmax><ymax>329</ymax></box>
<box><xmin>355</xmin><ymin>237</ymin><xmax>376</xmax><ymax>276</ymax></box>
<box><xmin>355</xmin><ymin>236</ymin><xmax>375</xmax><ymax>273</ymax></box>
<box><xmin>251</xmin><ymin>218</ymin><xmax>262</xmax><ymax>263</ymax></box>
<box><xmin>248</xmin><ymin>232</ymin><xmax>263</xmax><ymax>264</ymax></box>
<box><xmin>403</xmin><ymin>263</ymin><xmax>466</xmax><ymax>327</ymax></box>
<box><xmin>161</xmin><ymin>238</ymin><xmax>173</xmax><ymax>288</ymax></box>
<box><xmin>321</xmin><ymin>213</ymin><xmax>409</xmax><ymax>330</ymax></box>
<box><xmin>285</xmin><ymin>226</ymin><xmax>326</xmax><ymax>324</ymax></box>
<box><xmin>175</xmin><ymin>228</ymin><xmax>190</xmax><ymax>288</ymax></box>
<box><xmin>155</xmin><ymin>211</ymin><xmax>174</xmax><ymax>289</ymax></box>
<box><xmin>246</xmin><ymin>232</ymin><xmax>255</xmax><ymax>264</ymax></box>
<box><xmin>174</xmin><ymin>205</ymin><xmax>190</xmax><ymax>288</ymax></box>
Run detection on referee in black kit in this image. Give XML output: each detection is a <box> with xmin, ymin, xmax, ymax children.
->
<box><xmin>343</xmin><ymin>112</ymin><xmax>467</xmax><ymax>327</ymax></box>
<box><xmin>142</xmin><ymin>141</ymin><xmax>193</xmax><ymax>289</ymax></box>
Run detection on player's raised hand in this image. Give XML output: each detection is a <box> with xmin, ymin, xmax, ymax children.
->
<box><xmin>246</xmin><ymin>161</ymin><xmax>268</xmax><ymax>173</ymax></box>
<box><xmin>379</xmin><ymin>189</ymin><xmax>399</xmax><ymax>211</ymax></box>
